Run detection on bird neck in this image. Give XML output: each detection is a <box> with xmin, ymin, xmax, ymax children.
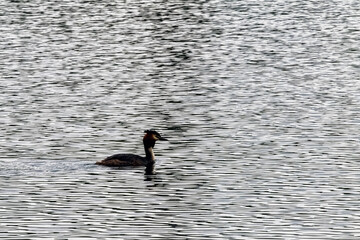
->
<box><xmin>144</xmin><ymin>140</ymin><xmax>156</xmax><ymax>161</ymax></box>
<box><xmin>144</xmin><ymin>146</ymin><xmax>155</xmax><ymax>161</ymax></box>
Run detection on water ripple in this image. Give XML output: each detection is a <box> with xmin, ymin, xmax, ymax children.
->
<box><xmin>0</xmin><ymin>0</ymin><xmax>360</xmax><ymax>239</ymax></box>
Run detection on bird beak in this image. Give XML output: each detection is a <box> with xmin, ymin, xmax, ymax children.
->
<box><xmin>158</xmin><ymin>136</ymin><xmax>168</xmax><ymax>141</ymax></box>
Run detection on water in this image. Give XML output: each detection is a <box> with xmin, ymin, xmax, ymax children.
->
<box><xmin>1</xmin><ymin>0</ymin><xmax>360</xmax><ymax>239</ymax></box>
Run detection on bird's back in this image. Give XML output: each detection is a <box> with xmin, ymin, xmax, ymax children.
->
<box><xmin>96</xmin><ymin>154</ymin><xmax>148</xmax><ymax>167</ymax></box>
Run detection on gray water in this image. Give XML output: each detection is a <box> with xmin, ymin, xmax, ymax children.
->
<box><xmin>1</xmin><ymin>0</ymin><xmax>360</xmax><ymax>239</ymax></box>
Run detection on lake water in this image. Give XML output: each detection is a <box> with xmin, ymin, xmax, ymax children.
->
<box><xmin>1</xmin><ymin>0</ymin><xmax>360</xmax><ymax>239</ymax></box>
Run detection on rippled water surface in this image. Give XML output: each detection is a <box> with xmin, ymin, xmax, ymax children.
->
<box><xmin>1</xmin><ymin>0</ymin><xmax>360</xmax><ymax>239</ymax></box>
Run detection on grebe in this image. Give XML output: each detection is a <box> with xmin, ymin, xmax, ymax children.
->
<box><xmin>96</xmin><ymin>130</ymin><xmax>167</xmax><ymax>173</ymax></box>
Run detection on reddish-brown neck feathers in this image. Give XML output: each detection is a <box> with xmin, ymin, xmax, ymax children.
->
<box><xmin>143</xmin><ymin>133</ymin><xmax>156</xmax><ymax>148</ymax></box>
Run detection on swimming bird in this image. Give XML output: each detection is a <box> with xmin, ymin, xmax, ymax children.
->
<box><xmin>96</xmin><ymin>130</ymin><xmax>167</xmax><ymax>174</ymax></box>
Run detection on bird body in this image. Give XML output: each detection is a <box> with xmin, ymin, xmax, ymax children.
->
<box><xmin>96</xmin><ymin>130</ymin><xmax>167</xmax><ymax>173</ymax></box>
<box><xmin>98</xmin><ymin>154</ymin><xmax>148</xmax><ymax>167</ymax></box>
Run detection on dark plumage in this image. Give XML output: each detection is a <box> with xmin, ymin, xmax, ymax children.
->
<box><xmin>98</xmin><ymin>154</ymin><xmax>148</xmax><ymax>167</ymax></box>
<box><xmin>96</xmin><ymin>130</ymin><xmax>167</xmax><ymax>172</ymax></box>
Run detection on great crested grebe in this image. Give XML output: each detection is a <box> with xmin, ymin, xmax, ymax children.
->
<box><xmin>96</xmin><ymin>130</ymin><xmax>167</xmax><ymax>173</ymax></box>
